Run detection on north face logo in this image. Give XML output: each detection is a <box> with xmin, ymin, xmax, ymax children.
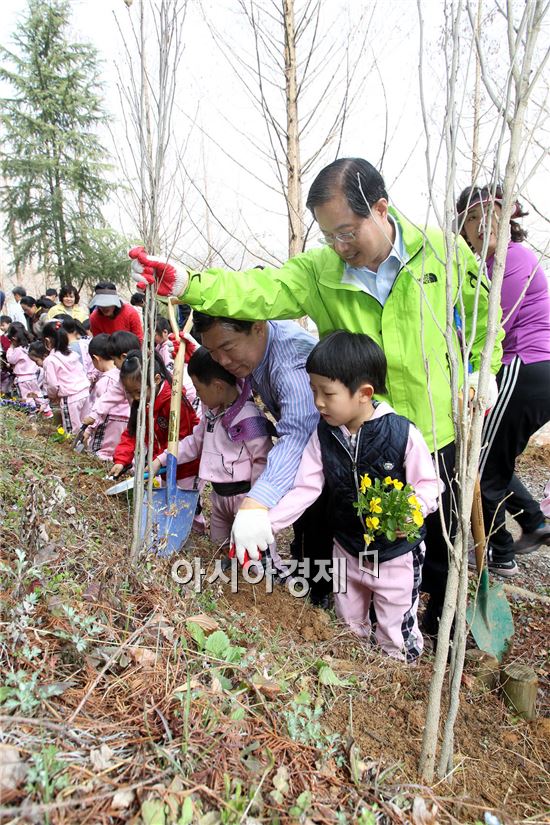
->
<box><xmin>422</xmin><ymin>273</ymin><xmax>438</xmax><ymax>283</ymax></box>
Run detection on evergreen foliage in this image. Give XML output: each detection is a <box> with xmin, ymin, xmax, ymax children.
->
<box><xmin>0</xmin><ymin>0</ymin><xmax>129</xmax><ymax>289</ymax></box>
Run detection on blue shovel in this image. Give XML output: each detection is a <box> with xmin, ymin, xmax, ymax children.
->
<box><xmin>141</xmin><ymin>303</ymin><xmax>199</xmax><ymax>556</ymax></box>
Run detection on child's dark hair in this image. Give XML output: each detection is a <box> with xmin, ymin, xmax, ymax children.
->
<box><xmin>42</xmin><ymin>320</ymin><xmax>71</xmax><ymax>355</ymax></box>
<box><xmin>120</xmin><ymin>349</ymin><xmax>171</xmax><ymax>437</ymax></box>
<box><xmin>107</xmin><ymin>331</ymin><xmax>141</xmax><ymax>359</ymax></box>
<box><xmin>82</xmin><ymin>319</ymin><xmax>90</xmax><ymax>333</ymax></box>
<box><xmin>59</xmin><ymin>315</ymin><xmax>88</xmax><ymax>338</ymax></box>
<box><xmin>7</xmin><ymin>322</ymin><xmax>33</xmax><ymax>347</ymax></box>
<box><xmin>155</xmin><ymin>317</ymin><xmax>171</xmax><ymax>335</ymax></box>
<box><xmin>306</xmin><ymin>331</ymin><xmax>387</xmax><ymax>394</ymax></box>
<box><xmin>88</xmin><ymin>333</ymin><xmax>111</xmax><ymax>360</ymax></box>
<box><xmin>28</xmin><ymin>340</ymin><xmax>48</xmax><ymax>360</ymax></box>
<box><xmin>130</xmin><ymin>292</ymin><xmax>145</xmax><ymax>307</ymax></box>
<box><xmin>1</xmin><ymin>315</ymin><xmax>12</xmax><ymax>325</ymax></box>
<box><xmin>187</xmin><ymin>347</ymin><xmax>237</xmax><ymax>386</ymax></box>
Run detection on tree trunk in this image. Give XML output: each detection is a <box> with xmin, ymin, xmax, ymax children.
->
<box><xmin>283</xmin><ymin>0</ymin><xmax>303</xmax><ymax>259</ymax></box>
<box><xmin>471</xmin><ymin>0</ymin><xmax>482</xmax><ymax>180</ymax></box>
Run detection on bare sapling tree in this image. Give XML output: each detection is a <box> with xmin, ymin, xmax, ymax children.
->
<box><xmin>416</xmin><ymin>0</ymin><xmax>550</xmax><ymax>781</ymax></box>
<box><xmin>198</xmin><ymin>0</ymin><xmax>375</xmax><ymax>261</ymax></box>
<box><xmin>112</xmin><ymin>0</ymin><xmax>188</xmax><ymax>558</ymax></box>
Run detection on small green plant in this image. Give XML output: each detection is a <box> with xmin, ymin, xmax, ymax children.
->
<box><xmin>289</xmin><ymin>789</ymin><xmax>312</xmax><ymax>819</ymax></box>
<box><xmin>26</xmin><ymin>745</ymin><xmax>69</xmax><ymax>820</ymax></box>
<box><xmin>54</xmin><ymin>605</ymin><xmax>103</xmax><ymax>653</ymax></box>
<box><xmin>186</xmin><ymin>624</ymin><xmax>246</xmax><ymax>689</ymax></box>
<box><xmin>283</xmin><ymin>691</ymin><xmax>342</xmax><ymax>759</ymax></box>
<box><xmin>357</xmin><ymin>806</ymin><xmax>379</xmax><ymax>825</ymax></box>
<box><xmin>0</xmin><ymin>670</ymin><xmax>66</xmax><ymax>715</ymax></box>
<box><xmin>220</xmin><ymin>774</ymin><xmax>259</xmax><ymax>824</ymax></box>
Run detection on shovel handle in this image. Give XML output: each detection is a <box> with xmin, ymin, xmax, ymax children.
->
<box><xmin>459</xmin><ymin>394</ymin><xmax>486</xmax><ymax>576</ymax></box>
<box><xmin>166</xmin><ymin>300</ymin><xmax>194</xmax><ymax>457</ymax></box>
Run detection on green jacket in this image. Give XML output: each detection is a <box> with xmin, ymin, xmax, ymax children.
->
<box><xmin>183</xmin><ymin>208</ymin><xmax>503</xmax><ymax>451</ymax></box>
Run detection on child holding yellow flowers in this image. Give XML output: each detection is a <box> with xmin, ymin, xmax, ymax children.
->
<box><xmin>269</xmin><ymin>332</ymin><xmax>440</xmax><ymax>662</ymax></box>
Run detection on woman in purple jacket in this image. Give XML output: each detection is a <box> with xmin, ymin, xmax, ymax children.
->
<box><xmin>456</xmin><ymin>186</ymin><xmax>550</xmax><ymax>576</ymax></box>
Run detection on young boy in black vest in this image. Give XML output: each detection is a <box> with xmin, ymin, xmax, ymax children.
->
<box><xmin>268</xmin><ymin>331</ymin><xmax>440</xmax><ymax>662</ymax></box>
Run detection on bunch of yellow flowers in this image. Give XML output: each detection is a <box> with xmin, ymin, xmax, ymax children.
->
<box><xmin>51</xmin><ymin>425</ymin><xmax>72</xmax><ymax>443</ymax></box>
<box><xmin>355</xmin><ymin>473</ymin><xmax>425</xmax><ymax>547</ymax></box>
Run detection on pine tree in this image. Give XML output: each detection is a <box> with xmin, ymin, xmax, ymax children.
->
<box><xmin>0</xmin><ymin>0</ymin><xmax>124</xmax><ymax>286</ymax></box>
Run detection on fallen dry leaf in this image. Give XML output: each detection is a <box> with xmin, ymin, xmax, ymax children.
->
<box><xmin>186</xmin><ymin>613</ymin><xmax>219</xmax><ymax>634</ymax></box>
<box><xmin>0</xmin><ymin>746</ymin><xmax>27</xmax><ymax>793</ymax></box>
<box><xmin>412</xmin><ymin>796</ymin><xmax>439</xmax><ymax>825</ymax></box>
<box><xmin>129</xmin><ymin>646</ymin><xmax>157</xmax><ymax>667</ymax></box>
<box><xmin>83</xmin><ymin>582</ymin><xmax>101</xmax><ymax>602</ymax></box>
<box><xmin>148</xmin><ymin>612</ymin><xmax>175</xmax><ymax>643</ymax></box>
<box><xmin>90</xmin><ymin>744</ymin><xmax>115</xmax><ymax>772</ymax></box>
<box><xmin>111</xmin><ymin>788</ymin><xmax>135</xmax><ymax>809</ymax></box>
<box><xmin>172</xmin><ymin>677</ymin><xmax>202</xmax><ymax>694</ymax></box>
<box><xmin>252</xmin><ymin>677</ymin><xmax>282</xmax><ymax>700</ymax></box>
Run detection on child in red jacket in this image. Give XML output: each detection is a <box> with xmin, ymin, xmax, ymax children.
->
<box><xmin>109</xmin><ymin>350</ymin><xmax>200</xmax><ymax>488</ymax></box>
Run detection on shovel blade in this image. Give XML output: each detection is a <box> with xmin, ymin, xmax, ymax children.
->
<box><xmin>141</xmin><ymin>487</ymin><xmax>199</xmax><ymax>557</ymax></box>
<box><xmin>466</xmin><ymin>571</ymin><xmax>514</xmax><ymax>662</ymax></box>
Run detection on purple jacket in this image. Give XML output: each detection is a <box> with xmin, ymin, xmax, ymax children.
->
<box><xmin>488</xmin><ymin>242</ymin><xmax>550</xmax><ymax>365</ymax></box>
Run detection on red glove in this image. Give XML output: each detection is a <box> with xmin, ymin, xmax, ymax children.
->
<box><xmin>228</xmin><ymin>543</ymin><xmax>263</xmax><ymax>569</ymax></box>
<box><xmin>128</xmin><ymin>246</ymin><xmax>188</xmax><ymax>297</ymax></box>
<box><xmin>168</xmin><ymin>332</ymin><xmax>197</xmax><ymax>363</ymax></box>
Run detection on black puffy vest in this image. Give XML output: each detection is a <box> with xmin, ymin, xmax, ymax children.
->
<box><xmin>317</xmin><ymin>411</ymin><xmax>425</xmax><ymax>562</ymax></box>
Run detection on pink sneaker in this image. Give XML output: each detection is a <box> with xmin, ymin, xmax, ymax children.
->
<box><xmin>192</xmin><ymin>513</ymin><xmax>207</xmax><ymax>534</ymax></box>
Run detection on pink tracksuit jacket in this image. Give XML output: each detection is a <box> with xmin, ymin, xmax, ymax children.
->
<box><xmin>86</xmin><ymin>367</ymin><xmax>130</xmax><ymax>461</ymax></box>
<box><xmin>157</xmin><ymin>397</ymin><xmax>273</xmax><ymax>543</ymax></box>
<box><xmin>43</xmin><ymin>350</ymin><xmax>90</xmax><ymax>432</ymax></box>
<box><xmin>6</xmin><ymin>345</ymin><xmax>49</xmax><ymax>412</ymax></box>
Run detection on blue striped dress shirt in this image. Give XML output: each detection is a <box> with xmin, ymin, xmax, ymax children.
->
<box><xmin>249</xmin><ymin>320</ymin><xmax>319</xmax><ymax>507</ymax></box>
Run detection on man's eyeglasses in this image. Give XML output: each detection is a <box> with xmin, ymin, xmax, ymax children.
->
<box><xmin>318</xmin><ymin>230</ymin><xmax>357</xmax><ymax>247</ymax></box>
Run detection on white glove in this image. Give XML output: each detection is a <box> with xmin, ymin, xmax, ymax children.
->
<box><xmin>231</xmin><ymin>508</ymin><xmax>274</xmax><ymax>565</ymax></box>
<box><xmin>468</xmin><ymin>371</ymin><xmax>498</xmax><ymax>411</ymax></box>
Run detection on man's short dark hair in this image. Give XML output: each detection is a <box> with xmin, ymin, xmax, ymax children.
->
<box><xmin>306</xmin><ymin>158</ymin><xmax>388</xmax><ymax>218</ymax></box>
<box><xmin>12</xmin><ymin>286</ymin><xmax>26</xmax><ymax>298</ymax></box>
<box><xmin>20</xmin><ymin>296</ymin><xmax>37</xmax><ymax>308</ymax></box>
<box><xmin>187</xmin><ymin>347</ymin><xmax>237</xmax><ymax>386</ymax></box>
<box><xmin>192</xmin><ymin>310</ymin><xmax>255</xmax><ymax>336</ymax></box>
<box><xmin>306</xmin><ymin>331</ymin><xmax>387</xmax><ymax>394</ymax></box>
<box><xmin>45</xmin><ymin>288</ymin><xmax>58</xmax><ymax>298</ymax></box>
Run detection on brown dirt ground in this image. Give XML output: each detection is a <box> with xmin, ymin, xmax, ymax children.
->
<box><xmin>1</xmin><ymin>411</ymin><xmax>549</xmax><ymax>824</ymax></box>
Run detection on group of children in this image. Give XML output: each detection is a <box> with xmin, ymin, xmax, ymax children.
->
<box><xmin>2</xmin><ymin>302</ymin><xmax>444</xmax><ymax>663</ymax></box>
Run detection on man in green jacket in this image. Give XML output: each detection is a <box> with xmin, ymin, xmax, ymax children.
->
<box><xmin>131</xmin><ymin>157</ymin><xmax>503</xmax><ymax>637</ymax></box>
